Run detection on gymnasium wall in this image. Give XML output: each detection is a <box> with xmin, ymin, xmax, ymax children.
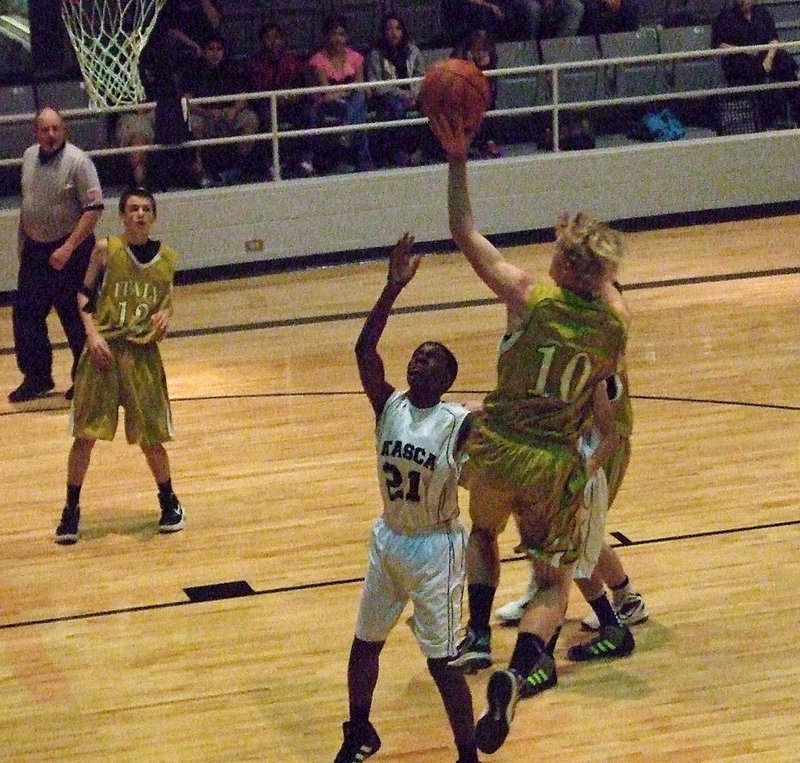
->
<box><xmin>1</xmin><ymin>129</ymin><xmax>798</xmax><ymax>293</ymax></box>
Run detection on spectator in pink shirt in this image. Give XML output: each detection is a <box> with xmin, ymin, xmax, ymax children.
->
<box><xmin>306</xmin><ymin>15</ymin><xmax>373</xmax><ymax>173</ymax></box>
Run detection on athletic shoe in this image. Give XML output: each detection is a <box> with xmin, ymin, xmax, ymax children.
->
<box><xmin>475</xmin><ymin>669</ymin><xmax>521</xmax><ymax>754</ymax></box>
<box><xmin>518</xmin><ymin>651</ymin><xmax>557</xmax><ymax>698</ymax></box>
<box><xmin>9</xmin><ymin>378</ymin><xmax>54</xmax><ymax>403</ymax></box>
<box><xmin>158</xmin><ymin>494</ymin><xmax>185</xmax><ymax>533</ymax></box>
<box><xmin>567</xmin><ymin>624</ymin><xmax>635</xmax><ymax>661</ymax></box>
<box><xmin>581</xmin><ymin>592</ymin><xmax>649</xmax><ymax>631</ymax></box>
<box><xmin>333</xmin><ymin>720</ymin><xmax>381</xmax><ymax>763</ymax></box>
<box><xmin>55</xmin><ymin>506</ymin><xmax>80</xmax><ymax>545</ymax></box>
<box><xmin>448</xmin><ymin>627</ymin><xmax>492</xmax><ymax>673</ymax></box>
<box><xmin>495</xmin><ymin>589</ymin><xmax>536</xmax><ymax>625</ymax></box>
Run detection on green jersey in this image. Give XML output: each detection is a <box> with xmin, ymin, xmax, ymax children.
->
<box><xmin>93</xmin><ymin>236</ymin><xmax>177</xmax><ymax>345</ymax></box>
<box><xmin>483</xmin><ymin>282</ymin><xmax>626</xmax><ymax>449</ymax></box>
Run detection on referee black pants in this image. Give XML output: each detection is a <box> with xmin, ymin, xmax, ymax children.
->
<box><xmin>12</xmin><ymin>235</ymin><xmax>93</xmax><ymax>386</ymax></box>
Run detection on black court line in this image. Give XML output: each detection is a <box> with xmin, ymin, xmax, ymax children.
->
<box><xmin>1</xmin><ymin>266</ymin><xmax>799</xmax><ymax>358</ymax></box>
<box><xmin>2</xmin><ymin>519</ymin><xmax>797</xmax><ymax>632</ymax></box>
<box><xmin>3</xmin><ymin>390</ymin><xmax>797</xmax><ymax>419</ymax></box>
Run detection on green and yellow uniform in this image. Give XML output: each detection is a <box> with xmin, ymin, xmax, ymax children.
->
<box><xmin>603</xmin><ymin>365</ymin><xmax>633</xmax><ymax>504</ymax></box>
<box><xmin>467</xmin><ymin>283</ymin><xmax>627</xmax><ymax>565</ymax></box>
<box><xmin>70</xmin><ymin>236</ymin><xmax>178</xmax><ymax>446</ymax></box>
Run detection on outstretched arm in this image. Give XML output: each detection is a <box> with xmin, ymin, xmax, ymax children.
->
<box><xmin>356</xmin><ymin>233</ymin><xmax>420</xmax><ymax>418</ymax></box>
<box><xmin>428</xmin><ymin>113</ymin><xmax>533</xmax><ymax>325</ymax></box>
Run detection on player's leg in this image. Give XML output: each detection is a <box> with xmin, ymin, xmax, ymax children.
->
<box><xmin>56</xmin><ymin>436</ymin><xmax>97</xmax><ymax>544</ymax></box>
<box><xmin>449</xmin><ymin>477</ymin><xmax>512</xmax><ymax>673</ymax></box>
<box><xmin>58</xmin><ymin>350</ymin><xmax>119</xmax><ymax>544</ymax></box>
<box><xmin>585</xmin><ymin>544</ymin><xmax>649</xmax><ymax>629</ymax></box>
<box><xmin>335</xmin><ymin>519</ymin><xmax>408</xmax><ymax>762</ymax></box>
<box><xmin>409</xmin><ymin>523</ymin><xmax>478</xmax><ymax>761</ymax></box>
<box><xmin>140</xmin><ymin>443</ymin><xmax>185</xmax><ymax>533</ymax></box>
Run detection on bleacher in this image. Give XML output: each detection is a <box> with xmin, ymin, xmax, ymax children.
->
<box><xmin>2</xmin><ymin>0</ymin><xmax>800</xmax><ymax>196</ymax></box>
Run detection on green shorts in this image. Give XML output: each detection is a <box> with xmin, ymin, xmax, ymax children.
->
<box><xmin>466</xmin><ymin>420</ymin><xmax>586</xmax><ymax>566</ymax></box>
<box><xmin>70</xmin><ymin>340</ymin><xmax>173</xmax><ymax>446</ymax></box>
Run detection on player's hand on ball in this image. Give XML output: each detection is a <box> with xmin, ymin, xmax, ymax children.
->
<box><xmin>429</xmin><ymin>112</ymin><xmax>474</xmax><ymax>160</ymax></box>
<box><xmin>388</xmin><ymin>232</ymin><xmax>420</xmax><ymax>286</ymax></box>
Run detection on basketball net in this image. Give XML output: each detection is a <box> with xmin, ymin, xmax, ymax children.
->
<box><xmin>61</xmin><ymin>0</ymin><xmax>166</xmax><ymax>109</ymax></box>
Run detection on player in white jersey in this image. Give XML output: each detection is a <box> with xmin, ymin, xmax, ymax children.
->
<box><xmin>333</xmin><ymin>234</ymin><xmax>480</xmax><ymax>763</ymax></box>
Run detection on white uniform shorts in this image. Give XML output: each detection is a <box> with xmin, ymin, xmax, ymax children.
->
<box><xmin>355</xmin><ymin>516</ymin><xmax>467</xmax><ymax>659</ymax></box>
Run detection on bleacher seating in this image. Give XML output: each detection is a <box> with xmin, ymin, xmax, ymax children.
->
<box><xmin>599</xmin><ymin>27</ymin><xmax>666</xmax><ymax>99</ymax></box>
<box><xmin>494</xmin><ymin>40</ymin><xmax>541</xmax><ymax>110</ymax></box>
<box><xmin>0</xmin><ymin>83</ymin><xmax>35</xmax><ymax>160</ymax></box>
<box><xmin>539</xmin><ymin>35</ymin><xmax>601</xmax><ymax>104</ymax></box>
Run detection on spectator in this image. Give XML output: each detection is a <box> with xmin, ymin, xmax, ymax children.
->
<box><xmin>307</xmin><ymin>15</ymin><xmax>373</xmax><ymax>174</ymax></box>
<box><xmin>182</xmin><ymin>34</ymin><xmax>260</xmax><ymax>185</ymax></box>
<box><xmin>520</xmin><ymin>0</ymin><xmax>584</xmax><ymax>40</ymax></box>
<box><xmin>712</xmin><ymin>0</ymin><xmax>800</xmax><ymax>127</ymax></box>
<box><xmin>579</xmin><ymin>0</ymin><xmax>639</xmax><ymax>35</ymax></box>
<box><xmin>366</xmin><ymin>12</ymin><xmax>425</xmax><ymax>167</ymax></box>
<box><xmin>245</xmin><ymin>22</ymin><xmax>309</xmax><ymax>178</ymax></box>
<box><xmin>457</xmin><ymin>0</ymin><xmax>528</xmax><ymax>41</ymax></box>
<box><xmin>452</xmin><ymin>28</ymin><xmax>502</xmax><ymax>158</ymax></box>
<box><xmin>10</xmin><ymin>107</ymin><xmax>104</xmax><ymax>403</ymax></box>
<box><xmin>163</xmin><ymin>0</ymin><xmax>221</xmax><ymax>66</ymax></box>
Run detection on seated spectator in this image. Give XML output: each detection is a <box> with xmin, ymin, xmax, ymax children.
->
<box><xmin>307</xmin><ymin>15</ymin><xmax>373</xmax><ymax>174</ymax></box>
<box><xmin>712</xmin><ymin>0</ymin><xmax>800</xmax><ymax>127</ymax></box>
<box><xmin>181</xmin><ymin>34</ymin><xmax>260</xmax><ymax>185</ymax></box>
<box><xmin>366</xmin><ymin>13</ymin><xmax>426</xmax><ymax>167</ymax></box>
<box><xmin>114</xmin><ymin>105</ymin><xmax>155</xmax><ymax>187</ymax></box>
<box><xmin>579</xmin><ymin>0</ymin><xmax>638</xmax><ymax>35</ymax></box>
<box><xmin>452</xmin><ymin>28</ymin><xmax>501</xmax><ymax>158</ymax></box>
<box><xmin>245</xmin><ymin>22</ymin><xmax>309</xmax><ymax>178</ymax></box>
<box><xmin>520</xmin><ymin>0</ymin><xmax>584</xmax><ymax>40</ymax></box>
<box><xmin>163</xmin><ymin>0</ymin><xmax>222</xmax><ymax>68</ymax></box>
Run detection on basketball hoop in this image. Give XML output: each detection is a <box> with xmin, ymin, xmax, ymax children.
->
<box><xmin>61</xmin><ymin>0</ymin><xmax>166</xmax><ymax>109</ymax></box>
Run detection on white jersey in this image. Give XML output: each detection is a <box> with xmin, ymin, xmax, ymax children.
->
<box><xmin>376</xmin><ymin>390</ymin><xmax>470</xmax><ymax>535</ymax></box>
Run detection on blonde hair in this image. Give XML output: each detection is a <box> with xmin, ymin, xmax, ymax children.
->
<box><xmin>556</xmin><ymin>211</ymin><xmax>625</xmax><ymax>292</ymax></box>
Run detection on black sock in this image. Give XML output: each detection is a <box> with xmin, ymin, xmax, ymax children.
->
<box><xmin>508</xmin><ymin>632</ymin><xmax>547</xmax><ymax>676</ymax></box>
<box><xmin>349</xmin><ymin>704</ymin><xmax>370</xmax><ymax>726</ymax></box>
<box><xmin>456</xmin><ymin>745</ymin><xmax>479</xmax><ymax>763</ymax></box>
<box><xmin>66</xmin><ymin>484</ymin><xmax>81</xmax><ymax>510</ymax></box>
<box><xmin>588</xmin><ymin>592</ymin><xmax>622</xmax><ymax>628</ymax></box>
<box><xmin>546</xmin><ymin>625</ymin><xmax>562</xmax><ymax>656</ymax></box>
<box><xmin>610</xmin><ymin>576</ymin><xmax>629</xmax><ymax>593</ymax></box>
<box><xmin>467</xmin><ymin>584</ymin><xmax>496</xmax><ymax>632</ymax></box>
<box><xmin>157</xmin><ymin>479</ymin><xmax>173</xmax><ymax>498</ymax></box>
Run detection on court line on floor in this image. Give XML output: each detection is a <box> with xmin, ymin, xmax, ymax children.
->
<box><xmin>2</xmin><ymin>518</ymin><xmax>798</xmax><ymax>632</ymax></box>
<box><xmin>1</xmin><ymin>266</ymin><xmax>798</xmax><ymax>358</ymax></box>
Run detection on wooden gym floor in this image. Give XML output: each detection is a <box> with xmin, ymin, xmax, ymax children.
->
<box><xmin>0</xmin><ymin>213</ymin><xmax>798</xmax><ymax>761</ymax></box>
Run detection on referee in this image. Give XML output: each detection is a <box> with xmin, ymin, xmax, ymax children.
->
<box><xmin>10</xmin><ymin>107</ymin><xmax>104</xmax><ymax>403</ymax></box>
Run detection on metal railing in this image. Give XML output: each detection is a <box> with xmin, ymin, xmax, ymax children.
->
<box><xmin>1</xmin><ymin>39</ymin><xmax>798</xmax><ymax>178</ymax></box>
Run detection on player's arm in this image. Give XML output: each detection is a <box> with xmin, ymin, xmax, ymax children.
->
<box><xmin>356</xmin><ymin>233</ymin><xmax>419</xmax><ymax>418</ymax></box>
<box><xmin>585</xmin><ymin>378</ymin><xmax>622</xmax><ymax>477</ymax></box>
<box><xmin>429</xmin><ymin>113</ymin><xmax>534</xmax><ymax>324</ymax></box>
<box><xmin>79</xmin><ymin>239</ymin><xmax>112</xmax><ymax>370</ymax></box>
<box><xmin>150</xmin><ymin>289</ymin><xmax>173</xmax><ymax>341</ymax></box>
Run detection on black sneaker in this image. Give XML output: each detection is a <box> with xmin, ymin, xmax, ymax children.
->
<box><xmin>475</xmin><ymin>668</ymin><xmax>521</xmax><ymax>754</ymax></box>
<box><xmin>55</xmin><ymin>506</ymin><xmax>80</xmax><ymax>544</ymax></box>
<box><xmin>448</xmin><ymin>626</ymin><xmax>492</xmax><ymax>673</ymax></box>
<box><xmin>567</xmin><ymin>624</ymin><xmax>635</xmax><ymax>661</ymax></box>
<box><xmin>9</xmin><ymin>379</ymin><xmax>55</xmax><ymax>403</ymax></box>
<box><xmin>518</xmin><ymin>651</ymin><xmax>557</xmax><ymax>698</ymax></box>
<box><xmin>333</xmin><ymin>720</ymin><xmax>381</xmax><ymax>763</ymax></box>
<box><xmin>158</xmin><ymin>493</ymin><xmax>185</xmax><ymax>533</ymax></box>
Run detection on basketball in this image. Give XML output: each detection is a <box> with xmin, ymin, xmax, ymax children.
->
<box><xmin>420</xmin><ymin>58</ymin><xmax>491</xmax><ymax>132</ymax></box>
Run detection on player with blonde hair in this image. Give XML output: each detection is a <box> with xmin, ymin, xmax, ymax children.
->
<box><xmin>429</xmin><ymin>112</ymin><xmax>630</xmax><ymax>754</ymax></box>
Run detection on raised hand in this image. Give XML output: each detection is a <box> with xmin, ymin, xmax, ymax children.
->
<box><xmin>388</xmin><ymin>232</ymin><xmax>420</xmax><ymax>287</ymax></box>
<box><xmin>428</xmin><ymin>112</ymin><xmax>476</xmax><ymax>161</ymax></box>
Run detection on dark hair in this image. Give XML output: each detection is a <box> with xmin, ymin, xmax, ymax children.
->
<box><xmin>119</xmin><ymin>186</ymin><xmax>157</xmax><ymax>216</ymax></box>
<box><xmin>378</xmin><ymin>12</ymin><xmax>408</xmax><ymax>50</ymax></box>
<box><xmin>420</xmin><ymin>341</ymin><xmax>459</xmax><ymax>389</ymax></box>
<box><xmin>322</xmin><ymin>14</ymin><xmax>348</xmax><ymax>37</ymax></box>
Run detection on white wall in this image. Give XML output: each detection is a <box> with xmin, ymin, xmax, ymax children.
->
<box><xmin>1</xmin><ymin>130</ymin><xmax>798</xmax><ymax>293</ymax></box>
